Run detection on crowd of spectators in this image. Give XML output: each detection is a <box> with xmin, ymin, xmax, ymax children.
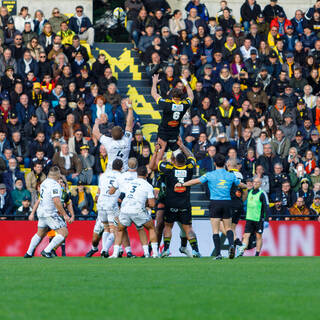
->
<box><xmin>124</xmin><ymin>0</ymin><xmax>320</xmax><ymax>221</ymax></box>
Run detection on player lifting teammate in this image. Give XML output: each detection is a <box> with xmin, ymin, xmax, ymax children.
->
<box><xmin>93</xmin><ymin>98</ymin><xmax>133</xmax><ymax>171</ymax></box>
<box><xmin>24</xmin><ymin>167</ymin><xmax>73</xmax><ymax>258</ymax></box>
<box><xmin>155</xmin><ymin>137</ymin><xmax>201</xmax><ymax>258</ymax></box>
<box><xmin>151</xmin><ymin>74</ymin><xmax>194</xmax><ymax>152</ymax></box>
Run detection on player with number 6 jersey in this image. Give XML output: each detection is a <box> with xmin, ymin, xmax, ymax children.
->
<box><xmin>92</xmin><ymin>98</ymin><xmax>134</xmax><ymax>171</ymax></box>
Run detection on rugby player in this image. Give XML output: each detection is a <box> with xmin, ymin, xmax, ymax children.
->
<box><xmin>149</xmin><ymin>145</ymin><xmax>192</xmax><ymax>257</ymax></box>
<box><xmin>24</xmin><ymin>167</ymin><xmax>72</xmax><ymax>258</ymax></box>
<box><xmin>151</xmin><ymin>73</ymin><xmax>194</xmax><ymax>152</ymax></box>
<box><xmin>110</xmin><ymin>166</ymin><xmax>158</xmax><ymax>258</ymax></box>
<box><xmin>156</xmin><ymin>137</ymin><xmax>201</xmax><ymax>258</ymax></box>
<box><xmin>85</xmin><ymin>216</ymin><xmax>104</xmax><ymax>257</ymax></box>
<box><xmin>178</xmin><ymin>154</ymin><xmax>247</xmax><ymax>260</ymax></box>
<box><xmin>92</xmin><ymin>98</ymin><xmax>133</xmax><ymax>171</ymax></box>
<box><xmin>237</xmin><ymin>177</ymin><xmax>268</xmax><ymax>257</ymax></box>
<box><xmin>96</xmin><ymin>159</ymin><xmax>123</xmax><ymax>258</ymax></box>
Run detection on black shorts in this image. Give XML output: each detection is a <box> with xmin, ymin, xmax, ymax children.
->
<box><xmin>157</xmin><ymin>129</ymin><xmax>179</xmax><ymax>151</ymax></box>
<box><xmin>231</xmin><ymin>206</ymin><xmax>244</xmax><ymax>225</ymax></box>
<box><xmin>164</xmin><ymin>207</ymin><xmax>192</xmax><ymax>225</ymax></box>
<box><xmin>209</xmin><ymin>200</ymin><xmax>232</xmax><ymax>219</ymax></box>
<box><xmin>244</xmin><ymin>220</ymin><xmax>264</xmax><ymax>234</ymax></box>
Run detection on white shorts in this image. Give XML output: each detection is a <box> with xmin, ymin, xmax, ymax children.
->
<box><xmin>38</xmin><ymin>215</ymin><xmax>66</xmax><ymax>230</ymax></box>
<box><xmin>93</xmin><ymin>217</ymin><xmax>104</xmax><ymax>235</ymax></box>
<box><xmin>119</xmin><ymin>210</ymin><xmax>152</xmax><ymax>228</ymax></box>
<box><xmin>98</xmin><ymin>207</ymin><xmax>119</xmax><ymax>224</ymax></box>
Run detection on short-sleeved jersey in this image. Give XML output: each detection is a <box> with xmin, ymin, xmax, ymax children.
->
<box><xmin>114</xmin><ymin>171</ymin><xmax>138</xmax><ymax>193</ymax></box>
<box><xmin>97</xmin><ymin>170</ymin><xmax>122</xmax><ymax>209</ymax></box>
<box><xmin>158</xmin><ymin>157</ymin><xmax>196</xmax><ymax>208</ymax></box>
<box><xmin>99</xmin><ymin>131</ymin><xmax>132</xmax><ymax>171</ymax></box>
<box><xmin>199</xmin><ymin>168</ymin><xmax>240</xmax><ymax>200</ymax></box>
<box><xmin>157</xmin><ymin>97</ymin><xmax>191</xmax><ymax>131</ymax></box>
<box><xmin>37</xmin><ymin>178</ymin><xmax>62</xmax><ymax>217</ymax></box>
<box><xmin>120</xmin><ymin>178</ymin><xmax>154</xmax><ymax>214</ymax></box>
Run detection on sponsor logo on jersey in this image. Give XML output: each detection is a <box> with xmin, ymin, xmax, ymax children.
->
<box><xmin>171</xmin><ymin>104</ymin><xmax>184</xmax><ymax>112</ymax></box>
<box><xmin>217</xmin><ymin>180</ymin><xmax>227</xmax><ymax>186</ymax></box>
<box><xmin>168</xmin><ymin>120</ymin><xmax>179</xmax><ymax>127</ymax></box>
<box><xmin>174</xmin><ymin>170</ymin><xmax>187</xmax><ymax>178</ymax></box>
<box><xmin>53</xmin><ymin>189</ymin><xmax>59</xmax><ymax>194</ymax></box>
<box><xmin>174</xmin><ymin>186</ymin><xmax>186</xmax><ymax>193</ymax></box>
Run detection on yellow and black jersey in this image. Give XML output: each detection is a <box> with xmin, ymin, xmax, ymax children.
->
<box><xmin>156</xmin><ymin>97</ymin><xmax>191</xmax><ymax>131</ymax></box>
<box><xmin>158</xmin><ymin>157</ymin><xmax>196</xmax><ymax>208</ymax></box>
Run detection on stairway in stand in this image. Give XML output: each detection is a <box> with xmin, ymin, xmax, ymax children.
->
<box><xmin>91</xmin><ymin>43</ymin><xmax>209</xmax><ymax>217</ymax></box>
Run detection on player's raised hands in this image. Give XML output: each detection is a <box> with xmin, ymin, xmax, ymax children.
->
<box><xmin>152</xmin><ymin>74</ymin><xmax>160</xmax><ymax>84</ymax></box>
<box><xmin>95</xmin><ymin>118</ymin><xmax>101</xmax><ymax>125</ymax></box>
<box><xmin>154</xmin><ymin>143</ymin><xmax>161</xmax><ymax>152</ymax></box>
<box><xmin>177</xmin><ymin>136</ymin><xmax>183</xmax><ymax>147</ymax></box>
<box><xmin>158</xmin><ymin>137</ymin><xmax>167</xmax><ymax>149</ymax></box>
<box><xmin>28</xmin><ymin>213</ymin><xmax>35</xmax><ymax>221</ymax></box>
<box><xmin>64</xmin><ymin>214</ymin><xmax>72</xmax><ymax>224</ymax></box>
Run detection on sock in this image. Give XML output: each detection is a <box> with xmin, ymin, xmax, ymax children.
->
<box><xmin>105</xmin><ymin>233</ymin><xmax>115</xmax><ymax>253</ymax></box>
<box><xmin>113</xmin><ymin>245</ymin><xmax>120</xmax><ymax>256</ymax></box>
<box><xmin>164</xmin><ymin>237</ymin><xmax>171</xmax><ymax>251</ymax></box>
<box><xmin>189</xmin><ymin>238</ymin><xmax>199</xmax><ymax>252</ymax></box>
<box><xmin>143</xmin><ymin>245</ymin><xmax>149</xmax><ymax>256</ymax></box>
<box><xmin>125</xmin><ymin>246</ymin><xmax>131</xmax><ymax>254</ymax></box>
<box><xmin>255</xmin><ymin>251</ymin><xmax>260</xmax><ymax>256</ymax></box>
<box><xmin>44</xmin><ymin>234</ymin><xmax>64</xmax><ymax>253</ymax></box>
<box><xmin>226</xmin><ymin>230</ymin><xmax>234</xmax><ymax>247</ymax></box>
<box><xmin>61</xmin><ymin>241</ymin><xmax>66</xmax><ymax>256</ymax></box>
<box><xmin>27</xmin><ymin>234</ymin><xmax>42</xmax><ymax>255</ymax></box>
<box><xmin>101</xmin><ymin>231</ymin><xmax>110</xmax><ymax>253</ymax></box>
<box><xmin>148</xmin><ymin>242</ymin><xmax>152</xmax><ymax>255</ymax></box>
<box><xmin>180</xmin><ymin>237</ymin><xmax>188</xmax><ymax>248</ymax></box>
<box><xmin>151</xmin><ymin>242</ymin><xmax>158</xmax><ymax>256</ymax></box>
<box><xmin>92</xmin><ymin>245</ymin><xmax>98</xmax><ymax>251</ymax></box>
<box><xmin>213</xmin><ymin>234</ymin><xmax>221</xmax><ymax>256</ymax></box>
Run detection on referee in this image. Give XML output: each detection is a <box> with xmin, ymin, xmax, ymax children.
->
<box><xmin>176</xmin><ymin>154</ymin><xmax>247</xmax><ymax>260</ymax></box>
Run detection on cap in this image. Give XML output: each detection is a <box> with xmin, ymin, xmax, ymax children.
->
<box><xmin>0</xmin><ymin>183</ymin><xmax>6</xmax><ymax>189</ymax></box>
<box><xmin>250</xmin><ymin>49</ymin><xmax>257</xmax><ymax>55</ymax></box>
<box><xmin>49</xmin><ymin>112</ymin><xmax>55</xmax><ymax>117</ymax></box>
<box><xmin>297</xmin><ymin>98</ymin><xmax>305</xmax><ymax>104</ymax></box>
<box><xmin>7</xmin><ymin>17</ymin><xmax>14</xmax><ymax>24</ymax></box>
<box><xmin>258</xmin><ymin>13</ymin><xmax>264</xmax><ymax>18</ymax></box>
<box><xmin>271</xmin><ymin>0</ymin><xmax>278</xmax><ymax>2</ymax></box>
<box><xmin>9</xmin><ymin>112</ymin><xmax>17</xmax><ymax>119</ymax></box>
<box><xmin>217</xmin><ymin>133</ymin><xmax>226</xmax><ymax>139</ymax></box>
<box><xmin>260</xmin><ymin>65</ymin><xmax>268</xmax><ymax>71</ymax></box>
<box><xmin>216</xmin><ymin>26</ymin><xmax>223</xmax><ymax>31</ymax></box>
<box><xmin>296</xmin><ymin>130</ymin><xmax>303</xmax><ymax>136</ymax></box>
<box><xmin>5</xmin><ymin>65</ymin><xmax>14</xmax><ymax>71</ymax></box>
<box><xmin>286</xmin><ymin>52</ymin><xmax>294</xmax><ymax>59</ymax></box>
<box><xmin>284</xmin><ymin>113</ymin><xmax>293</xmax><ymax>119</ymax></box>
<box><xmin>135</xmin><ymin>129</ymin><xmax>143</xmax><ymax>135</ymax></box>
<box><xmin>252</xmin><ymin>81</ymin><xmax>261</xmax><ymax>88</ymax></box>
<box><xmin>301</xmin><ymin>178</ymin><xmax>310</xmax><ymax>184</ymax></box>
<box><xmin>33</xmin><ymin>82</ymin><xmax>41</xmax><ymax>89</ymax></box>
<box><xmin>278</xmin><ymin>11</ymin><xmax>285</xmax><ymax>18</ymax></box>
<box><xmin>234</xmin><ymin>23</ymin><xmax>241</xmax><ymax>28</ymax></box>
<box><xmin>161</xmin><ymin>26</ymin><xmax>170</xmax><ymax>32</ymax></box>
<box><xmin>80</xmin><ymin>145</ymin><xmax>89</xmax><ymax>150</ymax></box>
<box><xmin>23</xmin><ymin>195</ymin><xmax>31</xmax><ymax>201</ymax></box>
<box><xmin>269</xmin><ymin>51</ymin><xmax>277</xmax><ymax>58</ymax></box>
<box><xmin>311</xmin><ymin>129</ymin><xmax>319</xmax><ymax>135</ymax></box>
<box><xmin>287</xmin><ymin>25</ymin><xmax>294</xmax><ymax>30</ymax></box>
<box><xmin>80</xmin><ymin>65</ymin><xmax>88</xmax><ymax>71</ymax></box>
<box><xmin>314</xmin><ymin>192</ymin><xmax>320</xmax><ymax>199</ymax></box>
<box><xmin>204</xmin><ymin>64</ymin><xmax>213</xmax><ymax>69</ymax></box>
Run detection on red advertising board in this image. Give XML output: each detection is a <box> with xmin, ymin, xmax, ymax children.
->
<box><xmin>0</xmin><ymin>220</ymin><xmax>320</xmax><ymax>257</ymax></box>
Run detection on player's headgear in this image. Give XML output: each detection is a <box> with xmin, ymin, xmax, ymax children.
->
<box><xmin>214</xmin><ymin>153</ymin><xmax>226</xmax><ymax>167</ymax></box>
<box><xmin>137</xmin><ymin>165</ymin><xmax>148</xmax><ymax>177</ymax></box>
<box><xmin>48</xmin><ymin>166</ymin><xmax>61</xmax><ymax>180</ymax></box>
<box><xmin>128</xmin><ymin>157</ymin><xmax>138</xmax><ymax>170</ymax></box>
<box><xmin>112</xmin><ymin>159</ymin><xmax>123</xmax><ymax>171</ymax></box>
<box><xmin>111</xmin><ymin>126</ymin><xmax>124</xmax><ymax>140</ymax></box>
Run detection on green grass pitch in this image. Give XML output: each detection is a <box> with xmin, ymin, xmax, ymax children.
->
<box><xmin>1</xmin><ymin>257</ymin><xmax>319</xmax><ymax>320</ymax></box>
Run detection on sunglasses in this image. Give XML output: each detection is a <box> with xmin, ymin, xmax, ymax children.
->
<box><xmin>77</xmin><ymin>10</ymin><xmax>83</xmax><ymax>12</ymax></box>
<box><xmin>16</xmin><ymin>38</ymin><xmax>22</xmax><ymax>40</ymax></box>
<box><xmin>40</xmin><ymin>56</ymin><xmax>46</xmax><ymax>58</ymax></box>
<box><xmin>54</xmin><ymin>11</ymin><xmax>59</xmax><ymax>14</ymax></box>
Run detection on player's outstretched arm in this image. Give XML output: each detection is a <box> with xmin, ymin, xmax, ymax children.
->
<box><xmin>151</xmin><ymin>74</ymin><xmax>161</xmax><ymax>102</ymax></box>
<box><xmin>29</xmin><ymin>198</ymin><xmax>40</xmax><ymax>221</ymax></box>
<box><xmin>53</xmin><ymin>197</ymin><xmax>70</xmax><ymax>223</ymax></box>
<box><xmin>175</xmin><ymin>178</ymin><xmax>201</xmax><ymax>189</ymax></box>
<box><xmin>149</xmin><ymin>143</ymin><xmax>164</xmax><ymax>171</ymax></box>
<box><xmin>185</xmin><ymin>83</ymin><xmax>194</xmax><ymax>103</ymax></box>
<box><xmin>125</xmin><ymin>99</ymin><xmax>134</xmax><ymax>133</ymax></box>
<box><xmin>67</xmin><ymin>200</ymin><xmax>75</xmax><ymax>223</ymax></box>
<box><xmin>177</xmin><ymin>136</ymin><xmax>194</xmax><ymax>158</ymax></box>
<box><xmin>93</xmin><ymin>118</ymin><xmax>102</xmax><ymax>140</ymax></box>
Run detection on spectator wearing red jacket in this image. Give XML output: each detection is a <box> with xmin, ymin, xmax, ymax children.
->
<box><xmin>270</xmin><ymin>11</ymin><xmax>292</xmax><ymax>36</ymax></box>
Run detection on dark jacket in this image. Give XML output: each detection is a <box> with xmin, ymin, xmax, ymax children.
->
<box><xmin>68</xmin><ymin>15</ymin><xmax>92</xmax><ymax>34</ymax></box>
<box><xmin>70</xmin><ymin>187</ymin><xmax>94</xmax><ymax>215</ymax></box>
<box><xmin>240</xmin><ymin>1</ymin><xmax>261</xmax><ymax>22</ymax></box>
<box><xmin>2</xmin><ymin>169</ymin><xmax>26</xmax><ymax>192</ymax></box>
<box><xmin>256</xmin><ymin>154</ymin><xmax>281</xmax><ymax>176</ymax></box>
<box><xmin>17</xmin><ymin>58</ymin><xmax>39</xmax><ymax>78</ymax></box>
<box><xmin>15</xmin><ymin>103</ymin><xmax>36</xmax><ymax>126</ymax></box>
<box><xmin>0</xmin><ymin>192</ymin><xmax>14</xmax><ymax>217</ymax></box>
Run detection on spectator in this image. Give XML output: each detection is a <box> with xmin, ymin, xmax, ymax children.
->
<box><xmin>271</xmin><ymin>129</ymin><xmax>290</xmax><ymax>158</ymax></box>
<box><xmin>199</xmin><ymin>145</ymin><xmax>216</xmax><ymax>173</ymax></box>
<box><xmin>68</xmin><ymin>128</ymin><xmax>87</xmax><ymax>154</ymax></box>
<box><xmin>214</xmin><ymin>132</ymin><xmax>232</xmax><ymax>156</ymax></box>
<box><xmin>240</xmin><ymin>0</ymin><xmax>261</xmax><ymax>33</ymax></box>
<box><xmin>22</xmin><ymin>23</ymin><xmax>37</xmax><ymax>45</ymax></box>
<box><xmin>78</xmin><ymin>145</ymin><xmax>96</xmax><ymax>185</ymax></box>
<box><xmin>193</xmin><ymin>132</ymin><xmax>211</xmax><ymax>162</ymax></box>
<box><xmin>263</xmin><ymin>0</ymin><xmax>283</xmax><ymax>24</ymax></box>
<box><xmin>94</xmin><ymin>144</ymin><xmax>108</xmax><ymax>175</ymax></box>
<box><xmin>257</xmin><ymin>143</ymin><xmax>280</xmax><ymax>176</ymax></box>
<box><xmin>14</xmin><ymin>6</ymin><xmax>34</xmax><ymax>33</ymax></box>
<box><xmin>169</xmin><ymin>10</ymin><xmax>186</xmax><ymax>36</ymax></box>
<box><xmin>279</xmin><ymin>114</ymin><xmax>297</xmax><ymax>142</ymax></box>
<box><xmin>23</xmin><ymin>114</ymin><xmax>43</xmax><ymax>141</ymax></box>
<box><xmin>11</xmin><ymin>178</ymin><xmax>31</xmax><ymax>211</ymax></box>
<box><xmin>310</xmin><ymin>193</ymin><xmax>320</xmax><ymax>221</ymax></box>
<box><xmin>270</xmin><ymin>11</ymin><xmax>292</xmax><ymax>37</ymax></box>
<box><xmin>2</xmin><ymin>158</ymin><xmax>25</xmax><ymax>192</ymax></box>
<box><xmin>288</xmin><ymin>197</ymin><xmax>311</xmax><ymax>220</ymax></box>
<box><xmin>269</xmin><ymin>194</ymin><xmax>289</xmax><ymax>220</ymax></box>
<box><xmin>15</xmin><ymin>195</ymin><xmax>33</xmax><ymax>220</ymax></box>
<box><xmin>269</xmin><ymin>97</ymin><xmax>293</xmax><ymax>126</ymax></box>
<box><xmin>0</xmin><ymin>183</ymin><xmax>14</xmax><ymax>219</ymax></box>
<box><xmin>184</xmin><ymin>114</ymin><xmax>206</xmax><ymax>149</ymax></box>
<box><xmin>71</xmin><ymin>180</ymin><xmax>95</xmax><ymax>217</ymax></box>
<box><xmin>26</xmin><ymin>161</ymin><xmax>46</xmax><ymax>203</ymax></box>
<box><xmin>11</xmin><ymin>130</ymin><xmax>29</xmax><ymax>167</ymax></box>
<box><xmin>29</xmin><ymin>131</ymin><xmax>54</xmax><ymax>159</ymax></box>
<box><xmin>0</xmin><ymin>48</ymin><xmax>17</xmax><ymax>77</ymax></box>
<box><xmin>48</xmin><ymin>8</ymin><xmax>68</xmax><ymax>34</ymax></box>
<box><xmin>185</xmin><ymin>7</ymin><xmax>206</xmax><ymax>36</ymax></box>
<box><xmin>0</xmin><ymin>130</ymin><xmax>11</xmax><ymax>155</ymax></box>
<box><xmin>269</xmin><ymin>162</ymin><xmax>288</xmax><ymax>198</ymax></box>
<box><xmin>17</xmin><ymin>50</ymin><xmax>39</xmax><ymax>79</ymax></box>
<box><xmin>62</xmin><ymin>113</ymin><xmax>81</xmax><ymax>142</ymax></box>
<box><xmin>52</xmin><ymin>143</ymin><xmax>82</xmax><ymax>184</ymax></box>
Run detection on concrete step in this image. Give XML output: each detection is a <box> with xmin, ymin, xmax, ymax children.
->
<box><xmin>117</xmin><ymin>72</ymin><xmax>148</xmax><ymax>79</ymax></box>
<box><xmin>95</xmin><ymin>42</ymin><xmax>134</xmax><ymax>50</ymax></box>
<box><xmin>119</xmin><ymin>87</ymin><xmax>151</xmax><ymax>94</ymax></box>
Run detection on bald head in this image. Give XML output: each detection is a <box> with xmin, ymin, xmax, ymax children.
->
<box><xmin>253</xmin><ymin>177</ymin><xmax>262</xmax><ymax>189</ymax></box>
<box><xmin>128</xmin><ymin>157</ymin><xmax>138</xmax><ymax>170</ymax></box>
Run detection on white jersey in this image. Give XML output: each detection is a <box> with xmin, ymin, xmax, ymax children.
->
<box><xmin>115</xmin><ymin>170</ymin><xmax>137</xmax><ymax>193</ymax></box>
<box><xmin>97</xmin><ymin>170</ymin><xmax>122</xmax><ymax>210</ymax></box>
<box><xmin>120</xmin><ymin>178</ymin><xmax>154</xmax><ymax>214</ymax></box>
<box><xmin>37</xmin><ymin>178</ymin><xmax>62</xmax><ymax>218</ymax></box>
<box><xmin>99</xmin><ymin>131</ymin><xmax>132</xmax><ymax>171</ymax></box>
